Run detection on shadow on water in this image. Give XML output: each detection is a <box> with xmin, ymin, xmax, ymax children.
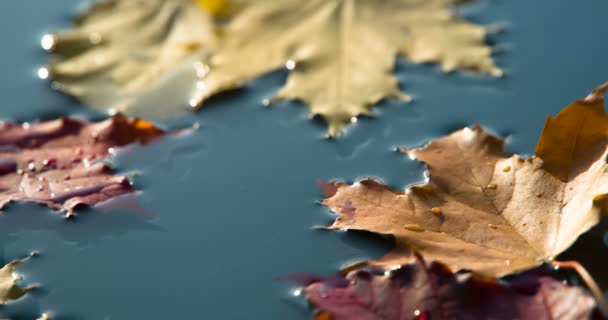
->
<box><xmin>0</xmin><ymin>201</ymin><xmax>162</xmax><ymax>250</ymax></box>
<box><xmin>558</xmin><ymin>219</ymin><xmax>608</xmax><ymax>293</ymax></box>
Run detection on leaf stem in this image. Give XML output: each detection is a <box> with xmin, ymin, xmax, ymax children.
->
<box><xmin>553</xmin><ymin>260</ymin><xmax>608</xmax><ymax>317</ymax></box>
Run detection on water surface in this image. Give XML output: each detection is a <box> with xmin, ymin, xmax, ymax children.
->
<box><xmin>0</xmin><ymin>1</ymin><xmax>608</xmax><ymax>319</ymax></box>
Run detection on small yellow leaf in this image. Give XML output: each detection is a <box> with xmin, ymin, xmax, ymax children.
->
<box><xmin>0</xmin><ymin>254</ymin><xmax>36</xmax><ymax>304</ymax></box>
<box><xmin>195</xmin><ymin>0</ymin><xmax>230</xmax><ymax>16</ymax></box>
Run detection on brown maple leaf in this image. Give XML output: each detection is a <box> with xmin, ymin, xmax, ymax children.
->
<box><xmin>296</xmin><ymin>258</ymin><xmax>598</xmax><ymax>320</ymax></box>
<box><xmin>321</xmin><ymin>83</ymin><xmax>608</xmax><ymax>277</ymax></box>
<box><xmin>0</xmin><ymin>117</ymin><xmax>167</xmax><ymax>216</ymax></box>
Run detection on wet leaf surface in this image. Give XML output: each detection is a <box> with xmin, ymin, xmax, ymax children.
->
<box><xmin>321</xmin><ymin>83</ymin><xmax>608</xmax><ymax>277</ymax></box>
<box><xmin>0</xmin><ymin>117</ymin><xmax>168</xmax><ymax>215</ymax></box>
<box><xmin>295</xmin><ymin>258</ymin><xmax>598</xmax><ymax>320</ymax></box>
<box><xmin>46</xmin><ymin>0</ymin><xmax>217</xmax><ymax>119</ymax></box>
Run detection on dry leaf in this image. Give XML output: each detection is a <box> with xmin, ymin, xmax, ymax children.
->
<box><xmin>295</xmin><ymin>258</ymin><xmax>598</xmax><ymax>320</ymax></box>
<box><xmin>321</xmin><ymin>83</ymin><xmax>608</xmax><ymax>277</ymax></box>
<box><xmin>0</xmin><ymin>254</ymin><xmax>36</xmax><ymax>305</ymax></box>
<box><xmin>0</xmin><ymin>117</ymin><xmax>167</xmax><ymax>216</ymax></box>
<box><xmin>45</xmin><ymin>0</ymin><xmax>218</xmax><ymax>119</ymax></box>
<box><xmin>197</xmin><ymin>0</ymin><xmax>502</xmax><ymax>136</ymax></box>
<box><xmin>47</xmin><ymin>0</ymin><xmax>500</xmax><ymax>136</ymax></box>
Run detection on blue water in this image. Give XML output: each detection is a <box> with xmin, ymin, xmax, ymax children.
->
<box><xmin>0</xmin><ymin>0</ymin><xmax>607</xmax><ymax>319</ymax></box>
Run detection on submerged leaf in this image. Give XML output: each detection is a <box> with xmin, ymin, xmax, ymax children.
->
<box><xmin>0</xmin><ymin>254</ymin><xmax>36</xmax><ymax>305</ymax></box>
<box><xmin>0</xmin><ymin>117</ymin><xmax>168</xmax><ymax>216</ymax></box>
<box><xmin>299</xmin><ymin>259</ymin><xmax>598</xmax><ymax>320</ymax></box>
<box><xmin>321</xmin><ymin>83</ymin><xmax>608</xmax><ymax>276</ymax></box>
<box><xmin>48</xmin><ymin>0</ymin><xmax>500</xmax><ymax>136</ymax></box>
<box><xmin>46</xmin><ymin>0</ymin><xmax>218</xmax><ymax>119</ymax></box>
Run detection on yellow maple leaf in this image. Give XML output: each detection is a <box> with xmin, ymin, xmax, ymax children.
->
<box><xmin>46</xmin><ymin>0</ymin><xmax>500</xmax><ymax>136</ymax></box>
<box><xmin>0</xmin><ymin>254</ymin><xmax>36</xmax><ymax>305</ymax></box>
<box><xmin>199</xmin><ymin>0</ymin><xmax>502</xmax><ymax>136</ymax></box>
<box><xmin>45</xmin><ymin>0</ymin><xmax>217</xmax><ymax>119</ymax></box>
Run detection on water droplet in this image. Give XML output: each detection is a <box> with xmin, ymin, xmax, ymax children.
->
<box><xmin>502</xmin><ymin>165</ymin><xmax>511</xmax><ymax>172</ymax></box>
<box><xmin>38</xmin><ymin>312</ymin><xmax>51</xmax><ymax>320</ymax></box>
<box><xmin>262</xmin><ymin>98</ymin><xmax>271</xmax><ymax>106</ymax></box>
<box><xmin>42</xmin><ymin>158</ymin><xmax>57</xmax><ymax>167</ymax></box>
<box><xmin>487</xmin><ymin>183</ymin><xmax>497</xmax><ymax>190</ymax></box>
<box><xmin>488</xmin><ymin>224</ymin><xmax>498</xmax><ymax>230</ymax></box>
<box><xmin>27</xmin><ymin>161</ymin><xmax>36</xmax><ymax>171</ymax></box>
<box><xmin>89</xmin><ymin>32</ymin><xmax>102</xmax><ymax>44</ymax></box>
<box><xmin>430</xmin><ymin>207</ymin><xmax>442</xmax><ymax>215</ymax></box>
<box><xmin>403</xmin><ymin>224</ymin><xmax>425</xmax><ymax>232</ymax></box>
<box><xmin>108</xmin><ymin>108</ymin><xmax>118</xmax><ymax>116</ymax></box>
<box><xmin>40</xmin><ymin>34</ymin><xmax>55</xmax><ymax>51</ymax></box>
<box><xmin>36</xmin><ymin>185</ymin><xmax>44</xmax><ymax>192</ymax></box>
<box><xmin>414</xmin><ymin>310</ymin><xmax>430</xmax><ymax>320</ymax></box>
<box><xmin>350</xmin><ymin>117</ymin><xmax>358</xmax><ymax>124</ymax></box>
<box><xmin>391</xmin><ymin>218</ymin><xmax>398</xmax><ymax>223</ymax></box>
<box><xmin>22</xmin><ymin>122</ymin><xmax>31</xmax><ymax>129</ymax></box>
<box><xmin>189</xmin><ymin>98</ymin><xmax>199</xmax><ymax>108</ymax></box>
<box><xmin>194</xmin><ymin>62</ymin><xmax>210</xmax><ymax>78</ymax></box>
<box><xmin>505</xmin><ymin>259</ymin><xmax>512</xmax><ymax>266</ymax></box>
<box><xmin>16</xmin><ymin>169</ymin><xmax>24</xmax><ymax>175</ymax></box>
<box><xmin>285</xmin><ymin>59</ymin><xmax>296</xmax><ymax>70</ymax></box>
<box><xmin>37</xmin><ymin>67</ymin><xmax>50</xmax><ymax>79</ymax></box>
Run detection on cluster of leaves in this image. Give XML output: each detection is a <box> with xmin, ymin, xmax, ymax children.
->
<box><xmin>305</xmin><ymin>84</ymin><xmax>608</xmax><ymax>318</ymax></box>
<box><xmin>294</xmin><ymin>257</ymin><xmax>599</xmax><ymax>320</ymax></box>
<box><xmin>17</xmin><ymin>0</ymin><xmax>607</xmax><ymax>318</ymax></box>
<box><xmin>44</xmin><ymin>0</ymin><xmax>501</xmax><ymax>136</ymax></box>
<box><xmin>0</xmin><ymin>116</ymin><xmax>174</xmax><ymax>315</ymax></box>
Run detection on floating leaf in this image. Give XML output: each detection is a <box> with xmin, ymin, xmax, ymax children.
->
<box><xmin>200</xmin><ymin>0</ymin><xmax>501</xmax><ymax>136</ymax></box>
<box><xmin>0</xmin><ymin>254</ymin><xmax>36</xmax><ymax>305</ymax></box>
<box><xmin>45</xmin><ymin>0</ymin><xmax>219</xmax><ymax>119</ymax></box>
<box><xmin>0</xmin><ymin>117</ymin><xmax>168</xmax><ymax>216</ymax></box>
<box><xmin>297</xmin><ymin>258</ymin><xmax>598</xmax><ymax>320</ymax></box>
<box><xmin>321</xmin><ymin>83</ymin><xmax>608</xmax><ymax>277</ymax></box>
<box><xmin>48</xmin><ymin>0</ymin><xmax>500</xmax><ymax>136</ymax></box>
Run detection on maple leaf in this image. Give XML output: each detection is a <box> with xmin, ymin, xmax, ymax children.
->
<box><xmin>320</xmin><ymin>83</ymin><xmax>608</xmax><ymax>277</ymax></box>
<box><xmin>47</xmin><ymin>0</ymin><xmax>500</xmax><ymax>137</ymax></box>
<box><xmin>294</xmin><ymin>258</ymin><xmax>598</xmax><ymax>320</ymax></box>
<box><xmin>0</xmin><ymin>116</ymin><xmax>167</xmax><ymax>216</ymax></box>
<box><xmin>44</xmin><ymin>0</ymin><xmax>218</xmax><ymax>119</ymax></box>
<box><xmin>199</xmin><ymin>0</ymin><xmax>502</xmax><ymax>136</ymax></box>
<box><xmin>0</xmin><ymin>253</ymin><xmax>36</xmax><ymax>305</ymax></box>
